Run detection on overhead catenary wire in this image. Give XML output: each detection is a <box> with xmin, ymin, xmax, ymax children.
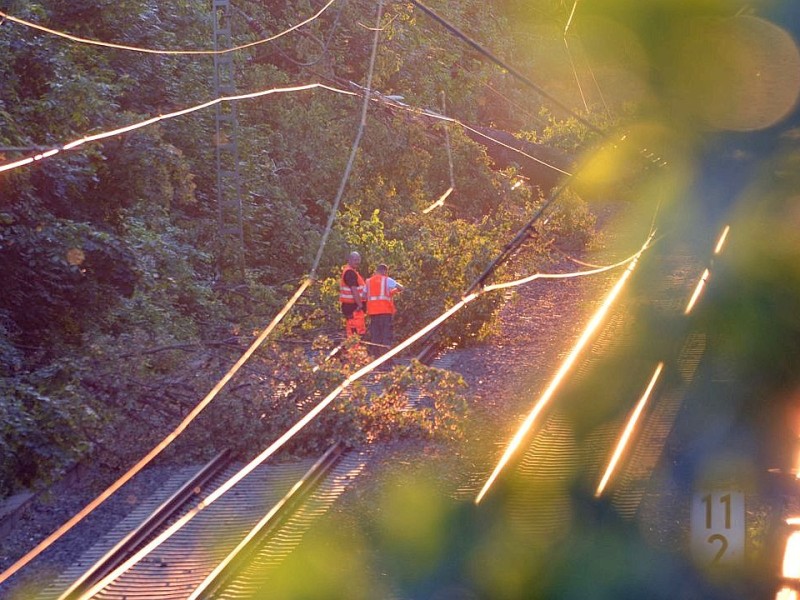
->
<box><xmin>564</xmin><ymin>0</ymin><xmax>588</xmax><ymax>111</ymax></box>
<box><xmin>475</xmin><ymin>229</ymin><xmax>656</xmax><ymax>504</ymax></box>
<box><xmin>235</xmin><ymin>0</ymin><xmax>348</xmax><ymax>69</ymax></box>
<box><xmin>0</xmin><ymin>0</ymin><xmax>386</xmax><ymax>585</ymax></box>
<box><xmin>73</xmin><ymin>241</ymin><xmax>641</xmax><ymax>600</ymax></box>
<box><xmin>0</xmin><ymin>0</ymin><xmax>340</xmax><ymax>55</ymax></box>
<box><xmin>564</xmin><ymin>0</ymin><xmax>581</xmax><ymax>36</ymax></box>
<box><xmin>408</xmin><ymin>0</ymin><xmax>667</xmax><ymax>168</ymax></box>
<box><xmin>563</xmin><ymin>0</ymin><xmax>610</xmax><ymax>117</ymax></box>
<box><xmin>422</xmin><ymin>90</ymin><xmax>456</xmax><ymax>214</ymax></box>
<box><xmin>310</xmin><ymin>0</ymin><xmax>383</xmax><ymax>279</ymax></box>
<box><xmin>352</xmin><ymin>86</ymin><xmax>574</xmax><ymax>178</ymax></box>
<box><xmin>0</xmin><ymin>83</ymin><xmax>357</xmax><ymax>174</ymax></box>
<box><xmin>407</xmin><ymin>0</ymin><xmax>603</xmax><ymax>136</ymax></box>
<box><xmin>4</xmin><ymin>2</ymin><xmax>635</xmax><ymax>582</ymax></box>
<box><xmin>40</xmin><ymin>42</ymin><xmax>643</xmax><ymax>587</ymax></box>
<box><xmin>564</xmin><ymin>36</ymin><xmax>589</xmax><ymax>113</ymax></box>
<box><xmin>0</xmin><ymin>80</ymin><xmax>572</xmax><ymax>184</ymax></box>
<box><xmin>0</xmin><ymin>279</ymin><xmax>311</xmax><ymax>586</ymax></box>
<box><xmin>576</xmin><ymin>34</ymin><xmax>611</xmax><ymax>116</ymax></box>
<box><xmin>0</xmin><ymin>0</ymin><xmax>696</xmax><ymax>589</ymax></box>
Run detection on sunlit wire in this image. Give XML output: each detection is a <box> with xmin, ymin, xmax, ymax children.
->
<box><xmin>475</xmin><ymin>231</ymin><xmax>654</xmax><ymax>504</ymax></box>
<box><xmin>714</xmin><ymin>224</ymin><xmax>730</xmax><ymax>255</ymax></box>
<box><xmin>551</xmin><ymin>244</ymin><xmax>607</xmax><ymax>269</ymax></box>
<box><xmin>421</xmin><ymin>90</ymin><xmax>457</xmax><ymax>214</ymax></box>
<box><xmin>564</xmin><ymin>36</ymin><xmax>588</xmax><ymax>112</ymax></box>
<box><xmin>349</xmin><ymin>84</ymin><xmax>575</xmax><ymax>178</ymax></box>
<box><xmin>408</xmin><ymin>0</ymin><xmax>667</xmax><ymax>169</ymax></box>
<box><xmin>408</xmin><ymin>0</ymin><xmax>602</xmax><ymax>136</ymax></box>
<box><xmin>0</xmin><ymin>278</ymin><xmax>311</xmax><ymax>587</ymax></box>
<box><xmin>2</xmin><ymin>0</ymin><xmax>390</xmax><ymax>585</ymax></box>
<box><xmin>0</xmin><ymin>83</ymin><xmax>357</xmax><ymax>174</ymax></box>
<box><xmin>5</xmin><ymin>5</ymin><xmax>650</xmax><ymax>580</ymax></box>
<box><xmin>309</xmin><ymin>0</ymin><xmax>383</xmax><ymax>278</ymax></box>
<box><xmin>576</xmin><ymin>34</ymin><xmax>611</xmax><ymax>116</ymax></box>
<box><xmin>460</xmin><ymin>122</ymin><xmax>574</xmax><ymax>177</ymax></box>
<box><xmin>595</xmin><ymin>361</ymin><xmax>664</xmax><ymax>497</ymax></box>
<box><xmin>234</xmin><ymin>0</ymin><xmax>347</xmax><ymax>69</ymax></box>
<box><xmin>483</xmin><ymin>251</ymin><xmax>638</xmax><ymax>292</ymax></box>
<box><xmin>564</xmin><ymin>0</ymin><xmax>580</xmax><ymax>36</ymax></box>
<box><xmin>422</xmin><ymin>186</ymin><xmax>453</xmax><ymax>214</ymax></box>
<box><xmin>684</xmin><ymin>268</ymin><xmax>709</xmax><ymax>315</ymax></box>
<box><xmin>0</xmin><ymin>0</ymin><xmax>339</xmax><ymax>55</ymax></box>
<box><xmin>76</xmin><ymin>241</ymin><xmax>639</xmax><ymax>597</ymax></box>
<box><xmin>78</xmin><ymin>288</ymin><xmax>475</xmax><ymax>600</ymax></box>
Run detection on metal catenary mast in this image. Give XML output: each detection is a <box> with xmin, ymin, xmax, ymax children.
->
<box><xmin>212</xmin><ymin>0</ymin><xmax>245</xmax><ymax>281</ymax></box>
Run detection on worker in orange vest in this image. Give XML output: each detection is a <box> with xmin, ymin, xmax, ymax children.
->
<box><xmin>339</xmin><ymin>251</ymin><xmax>367</xmax><ymax>338</ymax></box>
<box><xmin>365</xmin><ymin>263</ymin><xmax>404</xmax><ymax>356</ymax></box>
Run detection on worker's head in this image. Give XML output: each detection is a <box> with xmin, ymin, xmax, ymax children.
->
<box><xmin>376</xmin><ymin>263</ymin><xmax>388</xmax><ymax>275</ymax></box>
<box><xmin>348</xmin><ymin>251</ymin><xmax>361</xmax><ymax>268</ymax></box>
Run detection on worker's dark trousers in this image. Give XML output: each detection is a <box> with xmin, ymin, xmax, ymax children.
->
<box><xmin>368</xmin><ymin>313</ymin><xmax>393</xmax><ymax>356</ymax></box>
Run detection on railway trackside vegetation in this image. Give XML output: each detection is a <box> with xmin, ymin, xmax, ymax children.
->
<box><xmin>0</xmin><ymin>0</ymin><xmax>599</xmax><ymax>496</ymax></box>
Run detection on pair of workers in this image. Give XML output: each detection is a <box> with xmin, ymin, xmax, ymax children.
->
<box><xmin>339</xmin><ymin>251</ymin><xmax>404</xmax><ymax>355</ymax></box>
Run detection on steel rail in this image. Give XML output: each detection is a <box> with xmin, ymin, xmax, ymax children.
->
<box><xmin>58</xmin><ymin>449</ymin><xmax>231</xmax><ymax>600</ymax></box>
<box><xmin>188</xmin><ymin>442</ymin><xmax>346</xmax><ymax>599</ymax></box>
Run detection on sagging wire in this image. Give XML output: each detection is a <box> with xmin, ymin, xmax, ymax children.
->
<box><xmin>453</xmin><ymin>58</ymin><xmax>549</xmax><ymax>129</ymax></box>
<box><xmin>2</xmin><ymin>78</ymin><xmax>570</xmax><ymax>184</ymax></box>
<box><xmin>235</xmin><ymin>0</ymin><xmax>348</xmax><ymax>69</ymax></box>
<box><xmin>0</xmin><ymin>0</ymin><xmax>387</xmax><ymax>585</ymax></box>
<box><xmin>458</xmin><ymin>122</ymin><xmax>572</xmax><ymax>177</ymax></box>
<box><xmin>563</xmin><ymin>0</ymin><xmax>588</xmax><ymax>113</ymax></box>
<box><xmin>564</xmin><ymin>36</ymin><xmax>589</xmax><ymax>113</ymax></box>
<box><xmin>408</xmin><ymin>0</ymin><xmax>668</xmax><ymax>169</ymax></box>
<box><xmin>475</xmin><ymin>229</ymin><xmax>656</xmax><ymax>504</ymax></box>
<box><xmin>576</xmin><ymin>34</ymin><xmax>611</xmax><ymax>116</ymax></box>
<box><xmin>0</xmin><ymin>83</ymin><xmax>357</xmax><ymax>174</ymax></box>
<box><xmin>421</xmin><ymin>187</ymin><xmax>453</xmax><ymax>214</ymax></box>
<box><xmin>361</xmin><ymin>90</ymin><xmax>574</xmax><ymax>179</ymax></box>
<box><xmin>408</xmin><ymin>0</ymin><xmax>603</xmax><ymax>136</ymax></box>
<box><xmin>0</xmin><ymin>0</ymin><xmax>340</xmax><ymax>55</ymax></box>
<box><xmin>422</xmin><ymin>91</ymin><xmax>457</xmax><ymax>214</ymax></box>
<box><xmin>0</xmin><ymin>279</ymin><xmax>311</xmax><ymax>587</ymax></box>
<box><xmin>74</xmin><ymin>238</ymin><xmax>640</xmax><ymax>600</ymax></box>
<box><xmin>550</xmin><ymin>243</ymin><xmax>609</xmax><ymax>270</ymax></box>
<box><xmin>4</xmin><ymin>4</ymin><xmax>650</xmax><ymax>580</ymax></box>
<box><xmin>483</xmin><ymin>251</ymin><xmax>642</xmax><ymax>292</ymax></box>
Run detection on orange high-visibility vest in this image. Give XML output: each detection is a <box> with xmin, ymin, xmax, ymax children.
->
<box><xmin>339</xmin><ymin>266</ymin><xmax>366</xmax><ymax>304</ymax></box>
<box><xmin>366</xmin><ymin>274</ymin><xmax>396</xmax><ymax>315</ymax></box>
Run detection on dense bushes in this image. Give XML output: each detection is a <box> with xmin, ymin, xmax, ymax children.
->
<box><xmin>0</xmin><ymin>0</ymin><xmax>597</xmax><ymax>495</ymax></box>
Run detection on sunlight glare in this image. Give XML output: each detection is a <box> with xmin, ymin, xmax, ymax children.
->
<box><xmin>714</xmin><ymin>225</ymin><xmax>730</xmax><ymax>255</ymax></box>
<box><xmin>475</xmin><ymin>234</ymin><xmax>652</xmax><ymax>504</ymax></box>
<box><xmin>684</xmin><ymin>268</ymin><xmax>709</xmax><ymax>315</ymax></box>
<box><xmin>595</xmin><ymin>362</ymin><xmax>664</xmax><ymax>497</ymax></box>
<box><xmin>783</xmin><ymin>530</ymin><xmax>800</xmax><ymax>580</ymax></box>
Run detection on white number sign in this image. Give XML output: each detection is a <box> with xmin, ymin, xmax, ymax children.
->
<box><xmin>690</xmin><ymin>489</ymin><xmax>744</xmax><ymax>566</ymax></box>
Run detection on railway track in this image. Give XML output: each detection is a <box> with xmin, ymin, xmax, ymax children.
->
<box><xmin>40</xmin><ymin>443</ymin><xmax>366</xmax><ymax>600</ymax></box>
<box><xmin>27</xmin><ymin>222</ymin><xmax>752</xmax><ymax>599</ymax></box>
<box><xmin>476</xmin><ymin>231</ymin><xmax>719</xmax><ymax>535</ymax></box>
